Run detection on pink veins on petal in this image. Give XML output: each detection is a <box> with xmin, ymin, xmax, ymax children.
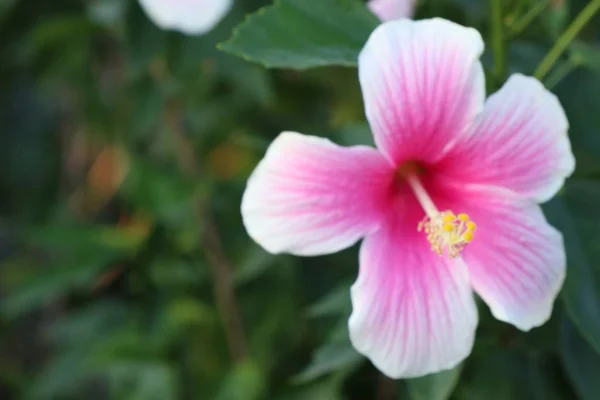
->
<box><xmin>241</xmin><ymin>18</ymin><xmax>575</xmax><ymax>378</ymax></box>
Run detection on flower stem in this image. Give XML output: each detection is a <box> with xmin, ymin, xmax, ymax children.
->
<box><xmin>491</xmin><ymin>0</ymin><xmax>508</xmax><ymax>82</ymax></box>
<box><xmin>508</xmin><ymin>0</ymin><xmax>550</xmax><ymax>38</ymax></box>
<box><xmin>535</xmin><ymin>0</ymin><xmax>600</xmax><ymax>81</ymax></box>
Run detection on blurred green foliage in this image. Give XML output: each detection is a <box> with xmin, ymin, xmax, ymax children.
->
<box><xmin>3</xmin><ymin>0</ymin><xmax>600</xmax><ymax>399</ymax></box>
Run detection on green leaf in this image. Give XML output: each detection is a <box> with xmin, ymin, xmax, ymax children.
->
<box><xmin>219</xmin><ymin>0</ymin><xmax>379</xmax><ymax>69</ymax></box>
<box><xmin>407</xmin><ymin>364</ymin><xmax>463</xmax><ymax>400</ymax></box>
<box><xmin>570</xmin><ymin>40</ymin><xmax>600</xmax><ymax>74</ymax></box>
<box><xmin>125</xmin><ymin>0</ymin><xmax>167</xmax><ymax>75</ymax></box>
<box><xmin>335</xmin><ymin>123</ymin><xmax>375</xmax><ymax>147</ymax></box>
<box><xmin>307</xmin><ymin>282</ymin><xmax>352</xmax><ymax>318</ymax></box>
<box><xmin>214</xmin><ymin>360</ymin><xmax>267</xmax><ymax>400</ymax></box>
<box><xmin>0</xmin><ymin>0</ymin><xmax>18</xmax><ymax>25</ymax></box>
<box><xmin>28</xmin><ymin>350</ymin><xmax>90</xmax><ymax>400</ymax></box>
<box><xmin>1</xmin><ymin>255</ymin><xmax>115</xmax><ymax>317</ymax></box>
<box><xmin>561</xmin><ymin>315</ymin><xmax>600</xmax><ymax>400</ymax></box>
<box><xmin>458</xmin><ymin>344</ymin><xmax>564</xmax><ymax>400</ymax></box>
<box><xmin>123</xmin><ymin>158</ymin><xmax>202</xmax><ymax>227</ymax></box>
<box><xmin>235</xmin><ymin>245</ymin><xmax>281</xmax><ymax>285</ymax></box>
<box><xmin>564</xmin><ymin>180</ymin><xmax>600</xmax><ymax>262</ymax></box>
<box><xmin>293</xmin><ymin>330</ymin><xmax>362</xmax><ymax>383</ymax></box>
<box><xmin>104</xmin><ymin>361</ymin><xmax>179</xmax><ymax>400</ymax></box>
<box><xmin>554</xmin><ymin>69</ymin><xmax>600</xmax><ymax>168</ymax></box>
<box><xmin>275</xmin><ymin>376</ymin><xmax>344</xmax><ymax>400</ymax></box>
<box><xmin>544</xmin><ymin>0</ymin><xmax>569</xmax><ymax>38</ymax></box>
<box><xmin>543</xmin><ymin>196</ymin><xmax>600</xmax><ymax>354</ymax></box>
<box><xmin>86</xmin><ymin>0</ymin><xmax>126</xmax><ymax>28</ymax></box>
<box><xmin>29</xmin><ymin>224</ymin><xmax>150</xmax><ymax>255</ymax></box>
<box><xmin>48</xmin><ymin>301</ymin><xmax>130</xmax><ymax>345</ymax></box>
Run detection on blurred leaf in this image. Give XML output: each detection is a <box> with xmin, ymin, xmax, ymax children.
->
<box><xmin>570</xmin><ymin>40</ymin><xmax>600</xmax><ymax>73</ymax></box>
<box><xmin>561</xmin><ymin>315</ymin><xmax>600</xmax><ymax>400</ymax></box>
<box><xmin>0</xmin><ymin>80</ymin><xmax>61</xmax><ymax>220</ymax></box>
<box><xmin>214</xmin><ymin>360</ymin><xmax>267</xmax><ymax>400</ymax></box>
<box><xmin>30</xmin><ymin>302</ymin><xmax>131</xmax><ymax>398</ymax></box>
<box><xmin>166</xmin><ymin>298</ymin><xmax>217</xmax><ymax>329</ymax></box>
<box><xmin>544</xmin><ymin>0</ymin><xmax>568</xmax><ymax>38</ymax></box>
<box><xmin>307</xmin><ymin>282</ymin><xmax>351</xmax><ymax>318</ymax></box>
<box><xmin>48</xmin><ymin>301</ymin><xmax>130</xmax><ymax>345</ymax></box>
<box><xmin>29</xmin><ymin>351</ymin><xmax>91</xmax><ymax>400</ymax></box>
<box><xmin>449</xmin><ymin>0</ymin><xmax>488</xmax><ymax>20</ymax></box>
<box><xmin>29</xmin><ymin>224</ymin><xmax>150</xmax><ymax>255</ymax></box>
<box><xmin>293</xmin><ymin>330</ymin><xmax>362</xmax><ymax>383</ymax></box>
<box><xmin>149</xmin><ymin>258</ymin><xmax>208</xmax><ymax>289</ymax></box>
<box><xmin>555</xmin><ymin>69</ymin><xmax>600</xmax><ymax>165</ymax></box>
<box><xmin>29</xmin><ymin>16</ymin><xmax>97</xmax><ymax>51</ymax></box>
<box><xmin>277</xmin><ymin>376</ymin><xmax>344</xmax><ymax>400</ymax></box>
<box><xmin>125</xmin><ymin>1</ymin><xmax>167</xmax><ymax>75</ymax></box>
<box><xmin>407</xmin><ymin>364</ymin><xmax>463</xmax><ymax>400</ymax></box>
<box><xmin>335</xmin><ymin>123</ymin><xmax>375</xmax><ymax>147</ymax></box>
<box><xmin>0</xmin><ymin>0</ymin><xmax>18</xmax><ymax>19</ymax></box>
<box><xmin>219</xmin><ymin>0</ymin><xmax>379</xmax><ymax>69</ymax></box>
<box><xmin>235</xmin><ymin>245</ymin><xmax>280</xmax><ymax>285</ymax></box>
<box><xmin>543</xmin><ymin>196</ymin><xmax>600</xmax><ymax>354</ymax></box>
<box><xmin>505</xmin><ymin>41</ymin><xmax>549</xmax><ymax>76</ymax></box>
<box><xmin>86</xmin><ymin>0</ymin><xmax>126</xmax><ymax>27</ymax></box>
<box><xmin>564</xmin><ymin>180</ymin><xmax>600</xmax><ymax>261</ymax></box>
<box><xmin>1</xmin><ymin>255</ymin><xmax>114</xmax><ymax>317</ymax></box>
<box><xmin>104</xmin><ymin>361</ymin><xmax>179</xmax><ymax>400</ymax></box>
<box><xmin>458</xmin><ymin>345</ymin><xmax>563</xmax><ymax>400</ymax></box>
<box><xmin>123</xmin><ymin>158</ymin><xmax>202</xmax><ymax>227</ymax></box>
<box><xmin>219</xmin><ymin>59</ymin><xmax>274</xmax><ymax>106</ymax></box>
<box><xmin>91</xmin><ymin>329</ymin><xmax>162</xmax><ymax>363</ymax></box>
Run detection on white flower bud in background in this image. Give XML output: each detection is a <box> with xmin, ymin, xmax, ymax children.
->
<box><xmin>139</xmin><ymin>0</ymin><xmax>233</xmax><ymax>35</ymax></box>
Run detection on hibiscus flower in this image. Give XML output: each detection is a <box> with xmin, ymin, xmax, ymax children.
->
<box><xmin>241</xmin><ymin>18</ymin><xmax>575</xmax><ymax>378</ymax></box>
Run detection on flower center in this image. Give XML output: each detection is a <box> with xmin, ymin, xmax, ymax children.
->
<box><xmin>418</xmin><ymin>211</ymin><xmax>476</xmax><ymax>258</ymax></box>
<box><xmin>400</xmin><ymin>166</ymin><xmax>476</xmax><ymax>258</ymax></box>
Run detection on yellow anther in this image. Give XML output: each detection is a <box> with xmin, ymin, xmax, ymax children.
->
<box><xmin>463</xmin><ymin>231</ymin><xmax>474</xmax><ymax>243</ymax></box>
<box><xmin>443</xmin><ymin>214</ymin><xmax>456</xmax><ymax>223</ymax></box>
<box><xmin>418</xmin><ymin>210</ymin><xmax>476</xmax><ymax>259</ymax></box>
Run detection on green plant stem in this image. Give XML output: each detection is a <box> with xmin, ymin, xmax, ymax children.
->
<box><xmin>545</xmin><ymin>59</ymin><xmax>579</xmax><ymax>90</ymax></box>
<box><xmin>509</xmin><ymin>0</ymin><xmax>550</xmax><ymax>38</ymax></box>
<box><xmin>491</xmin><ymin>0</ymin><xmax>507</xmax><ymax>82</ymax></box>
<box><xmin>535</xmin><ymin>0</ymin><xmax>600</xmax><ymax>80</ymax></box>
<box><xmin>168</xmin><ymin>103</ymin><xmax>249</xmax><ymax>363</ymax></box>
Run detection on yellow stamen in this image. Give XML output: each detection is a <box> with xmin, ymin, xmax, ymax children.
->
<box><xmin>418</xmin><ymin>210</ymin><xmax>476</xmax><ymax>258</ymax></box>
<box><xmin>467</xmin><ymin>221</ymin><xmax>477</xmax><ymax>232</ymax></box>
<box><xmin>402</xmin><ymin>169</ymin><xmax>476</xmax><ymax>258</ymax></box>
<box><xmin>463</xmin><ymin>231</ymin><xmax>474</xmax><ymax>243</ymax></box>
<box><xmin>443</xmin><ymin>214</ymin><xmax>456</xmax><ymax>223</ymax></box>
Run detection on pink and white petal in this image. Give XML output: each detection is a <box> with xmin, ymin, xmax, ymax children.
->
<box><xmin>437</xmin><ymin>74</ymin><xmax>575</xmax><ymax>203</ymax></box>
<box><xmin>139</xmin><ymin>0</ymin><xmax>232</xmax><ymax>35</ymax></box>
<box><xmin>437</xmin><ymin>182</ymin><xmax>566</xmax><ymax>331</ymax></box>
<box><xmin>358</xmin><ymin>18</ymin><xmax>485</xmax><ymax>166</ymax></box>
<box><xmin>349</xmin><ymin>197</ymin><xmax>478</xmax><ymax>378</ymax></box>
<box><xmin>368</xmin><ymin>0</ymin><xmax>416</xmax><ymax>21</ymax></box>
<box><xmin>241</xmin><ymin>132</ymin><xmax>395</xmax><ymax>256</ymax></box>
